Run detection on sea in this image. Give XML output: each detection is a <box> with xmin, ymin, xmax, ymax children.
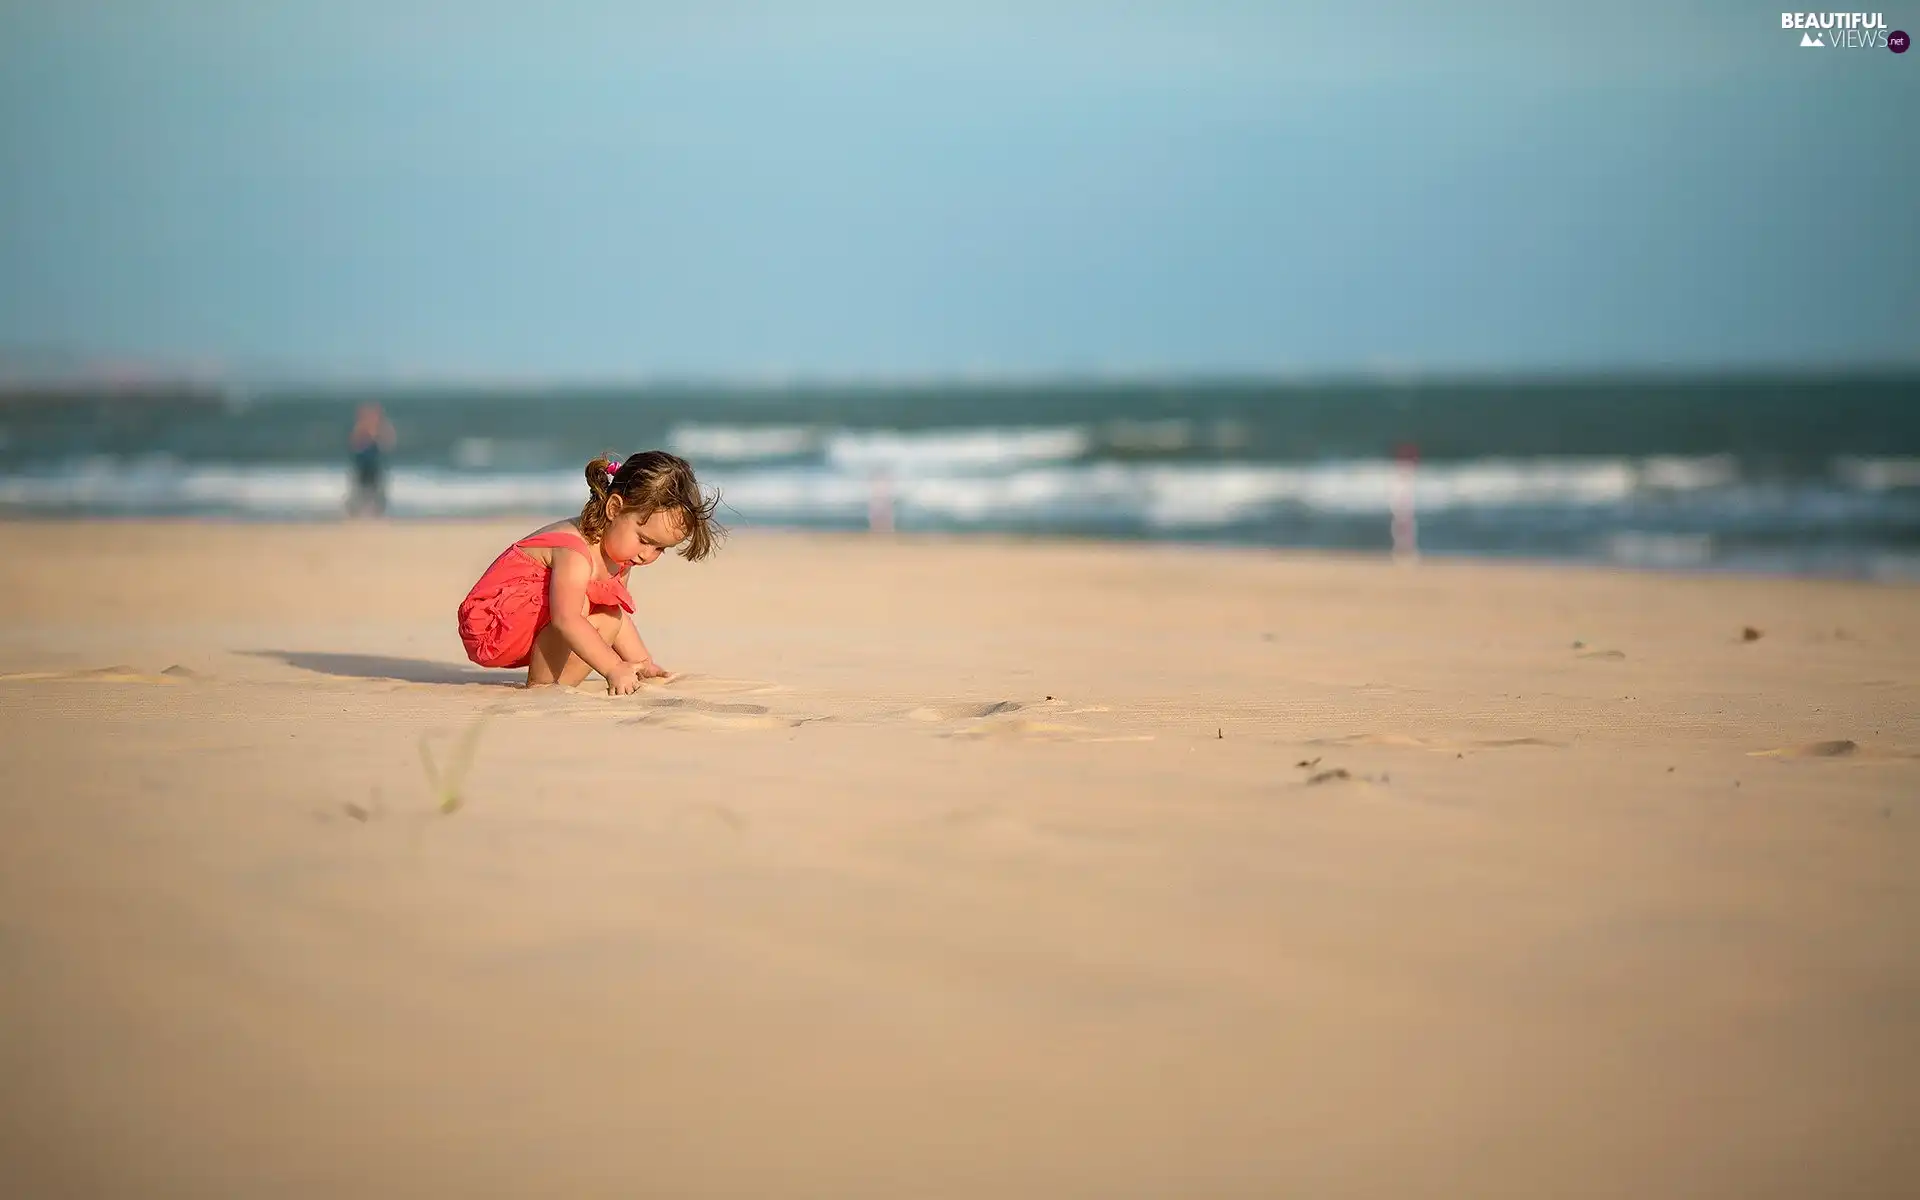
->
<box><xmin>3</xmin><ymin>375</ymin><xmax>1917</xmax><ymax>579</ymax></box>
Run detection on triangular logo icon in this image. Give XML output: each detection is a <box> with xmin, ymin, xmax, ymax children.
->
<box><xmin>1800</xmin><ymin>31</ymin><xmax>1824</xmax><ymax>46</ymax></box>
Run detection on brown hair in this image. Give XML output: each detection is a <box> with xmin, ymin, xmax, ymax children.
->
<box><xmin>579</xmin><ymin>450</ymin><xmax>723</xmax><ymax>560</ymax></box>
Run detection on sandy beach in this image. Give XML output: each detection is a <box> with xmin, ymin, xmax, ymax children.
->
<box><xmin>1</xmin><ymin>518</ymin><xmax>1916</xmax><ymax>1198</ymax></box>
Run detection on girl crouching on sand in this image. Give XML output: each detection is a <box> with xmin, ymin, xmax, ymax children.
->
<box><xmin>459</xmin><ymin>451</ymin><xmax>720</xmax><ymax>694</ymax></box>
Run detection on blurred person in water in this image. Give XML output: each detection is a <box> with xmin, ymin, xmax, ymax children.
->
<box><xmin>347</xmin><ymin>403</ymin><xmax>396</xmax><ymax>517</ymax></box>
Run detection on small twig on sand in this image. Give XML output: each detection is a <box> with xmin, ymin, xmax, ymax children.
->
<box><xmin>419</xmin><ymin>707</ymin><xmax>500</xmax><ymax>814</ymax></box>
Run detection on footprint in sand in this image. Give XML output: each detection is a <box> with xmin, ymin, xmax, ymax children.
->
<box><xmin>526</xmin><ymin>674</ymin><xmax>797</xmax><ymax>721</ymax></box>
<box><xmin>617</xmin><ymin>685</ymin><xmax>810</xmax><ymax>731</ymax></box>
<box><xmin>621</xmin><ymin>694</ymin><xmax>774</xmax><ymax>716</ymax></box>
<box><xmin>907</xmin><ymin>700</ymin><xmax>1026</xmax><ymax>722</ymax></box>
<box><xmin>621</xmin><ymin>709</ymin><xmax>800</xmax><ymax>732</ymax></box>
<box><xmin>903</xmin><ymin>699</ymin><xmax>1150</xmax><ymax>743</ymax></box>
<box><xmin>949</xmin><ymin>716</ymin><xmax>1093</xmax><ymax>742</ymax></box>
<box><xmin>1747</xmin><ymin>739</ymin><xmax>1918</xmax><ymax>762</ymax></box>
<box><xmin>1302</xmin><ymin>767</ymin><xmax>1379</xmax><ymax>786</ymax></box>
<box><xmin>0</xmin><ymin>664</ymin><xmax>201</xmax><ymax>685</ymax></box>
<box><xmin>1750</xmin><ymin>739</ymin><xmax>1858</xmax><ymax>759</ymax></box>
<box><xmin>1311</xmin><ymin>733</ymin><xmax>1561</xmax><ymax>753</ymax></box>
<box><xmin>655</xmin><ymin>674</ymin><xmax>789</xmax><ymax>697</ymax></box>
<box><xmin>526</xmin><ymin>687</ymin><xmax>804</xmax><ymax>731</ymax></box>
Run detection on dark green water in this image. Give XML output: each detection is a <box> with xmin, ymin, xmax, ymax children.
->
<box><xmin>2</xmin><ymin>374</ymin><xmax>1916</xmax><ymax>576</ymax></box>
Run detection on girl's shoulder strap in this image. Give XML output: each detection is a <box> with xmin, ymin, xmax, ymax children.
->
<box><xmin>515</xmin><ymin>528</ymin><xmax>594</xmax><ymax>553</ymax></box>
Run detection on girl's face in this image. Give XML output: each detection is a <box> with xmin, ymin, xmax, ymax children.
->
<box><xmin>601</xmin><ymin>501</ymin><xmax>687</xmax><ymax>568</ymax></box>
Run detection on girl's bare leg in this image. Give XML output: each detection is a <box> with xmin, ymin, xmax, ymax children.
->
<box><xmin>525</xmin><ymin>606</ymin><xmax>623</xmax><ymax>688</ymax></box>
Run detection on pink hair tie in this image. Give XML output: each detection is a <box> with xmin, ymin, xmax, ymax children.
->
<box><xmin>606</xmin><ymin>459</ymin><xmax>622</xmax><ymax>476</ymax></box>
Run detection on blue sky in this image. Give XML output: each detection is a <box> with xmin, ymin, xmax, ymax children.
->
<box><xmin>1</xmin><ymin>1</ymin><xmax>1914</xmax><ymax>378</ymax></box>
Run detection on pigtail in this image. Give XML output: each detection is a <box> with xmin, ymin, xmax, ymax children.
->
<box><xmin>578</xmin><ymin>454</ymin><xmax>619</xmax><ymax>541</ymax></box>
<box><xmin>585</xmin><ymin>455</ymin><xmax>617</xmax><ymax>498</ymax></box>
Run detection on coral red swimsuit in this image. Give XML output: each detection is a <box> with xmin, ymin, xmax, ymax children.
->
<box><xmin>457</xmin><ymin>529</ymin><xmax>635</xmax><ymax>669</ymax></box>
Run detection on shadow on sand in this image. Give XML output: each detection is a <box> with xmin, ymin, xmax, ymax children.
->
<box><xmin>245</xmin><ymin>651</ymin><xmax>523</xmax><ymax>687</ymax></box>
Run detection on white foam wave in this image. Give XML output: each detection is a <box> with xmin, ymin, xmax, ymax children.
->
<box><xmin>1135</xmin><ymin>458</ymin><xmax>1666</xmax><ymax>528</ymax></box>
<box><xmin>0</xmin><ymin>454</ymin><xmax>1882</xmax><ymax>537</ymax></box>
<box><xmin>0</xmin><ymin>460</ymin><xmax>355</xmax><ymax>514</ymax></box>
<box><xmin>701</xmin><ymin>469</ymin><xmax>873</xmax><ymax>518</ymax></box>
<box><xmin>667</xmin><ymin>425</ymin><xmax>820</xmax><ymax>462</ymax></box>
<box><xmin>825</xmin><ymin>427</ymin><xmax>1091</xmax><ymax>474</ymax></box>
<box><xmin>1639</xmin><ymin>454</ymin><xmax>1738</xmax><ymax>490</ymax></box>
<box><xmin>678</xmin><ymin>422</ymin><xmax>1250</xmax><ymax>467</ymax></box>
<box><xmin>0</xmin><ymin>464</ymin><xmax>585</xmax><ymax>518</ymax></box>
<box><xmin>1606</xmin><ymin>532</ymin><xmax>1715</xmax><ymax>568</ymax></box>
<box><xmin>696</xmin><ymin>456</ymin><xmax>1744</xmax><ymax>528</ymax></box>
<box><xmin>1834</xmin><ymin>457</ymin><xmax>1920</xmax><ymax>491</ymax></box>
<box><xmin>391</xmin><ymin>471</ymin><xmax>586</xmax><ymax>516</ymax></box>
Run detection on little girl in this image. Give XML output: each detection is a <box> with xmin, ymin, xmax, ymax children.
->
<box><xmin>458</xmin><ymin>451</ymin><xmax>721</xmax><ymax>694</ymax></box>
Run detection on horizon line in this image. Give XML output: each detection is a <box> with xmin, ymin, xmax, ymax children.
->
<box><xmin>4</xmin><ymin>361</ymin><xmax>1920</xmax><ymax>396</ymax></box>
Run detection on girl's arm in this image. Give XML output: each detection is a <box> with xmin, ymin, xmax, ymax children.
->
<box><xmin>546</xmin><ymin>549</ymin><xmax>630</xmax><ymax>682</ymax></box>
<box><xmin>613</xmin><ymin>611</ymin><xmax>670</xmax><ymax>678</ymax></box>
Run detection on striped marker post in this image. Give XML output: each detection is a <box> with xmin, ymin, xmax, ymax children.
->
<box><xmin>1391</xmin><ymin>442</ymin><xmax>1419</xmax><ymax>563</ymax></box>
<box><xmin>868</xmin><ymin>473</ymin><xmax>895</xmax><ymax>534</ymax></box>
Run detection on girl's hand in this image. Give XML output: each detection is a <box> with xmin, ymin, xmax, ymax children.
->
<box><xmin>637</xmin><ymin>659</ymin><xmax>672</xmax><ymax>680</ymax></box>
<box><xmin>606</xmin><ymin>663</ymin><xmax>642</xmax><ymax>695</ymax></box>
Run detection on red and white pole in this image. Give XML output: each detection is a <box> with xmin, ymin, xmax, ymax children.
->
<box><xmin>868</xmin><ymin>473</ymin><xmax>895</xmax><ymax>535</ymax></box>
<box><xmin>1391</xmin><ymin>442</ymin><xmax>1419</xmax><ymax>563</ymax></box>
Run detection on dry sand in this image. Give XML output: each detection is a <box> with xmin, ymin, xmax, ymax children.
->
<box><xmin>1</xmin><ymin>519</ymin><xmax>1916</xmax><ymax>1198</ymax></box>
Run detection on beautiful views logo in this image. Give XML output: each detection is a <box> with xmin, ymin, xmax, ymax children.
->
<box><xmin>1781</xmin><ymin>12</ymin><xmax>1904</xmax><ymax>48</ymax></box>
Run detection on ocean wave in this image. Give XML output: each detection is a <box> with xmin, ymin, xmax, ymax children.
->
<box><xmin>699</xmin><ymin>454</ymin><xmax>1742</xmax><ymax>529</ymax></box>
<box><xmin>663</xmin><ymin>423</ymin><xmax>1096</xmax><ymax>472</ymax></box>
<box><xmin>666</xmin><ymin>425</ymin><xmax>820</xmax><ymax>462</ymax></box>
<box><xmin>666</xmin><ymin>419</ymin><xmax>1259</xmax><ymax>466</ymax></box>
<box><xmin>0</xmin><ymin>462</ymin><xmax>583</xmax><ymax>517</ymax></box>
<box><xmin>1605</xmin><ymin>532</ymin><xmax>1715</xmax><ymax>568</ymax></box>
<box><xmin>824</xmin><ymin>427</ymin><xmax>1093</xmax><ymax>474</ymax></box>
<box><xmin>0</xmin><ymin>457</ymin><xmax>1913</xmax><ymax>570</ymax></box>
<box><xmin>1834</xmin><ymin>457</ymin><xmax>1920</xmax><ymax>491</ymax></box>
<box><xmin>1132</xmin><ymin>457</ymin><xmax>1742</xmax><ymax>527</ymax></box>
